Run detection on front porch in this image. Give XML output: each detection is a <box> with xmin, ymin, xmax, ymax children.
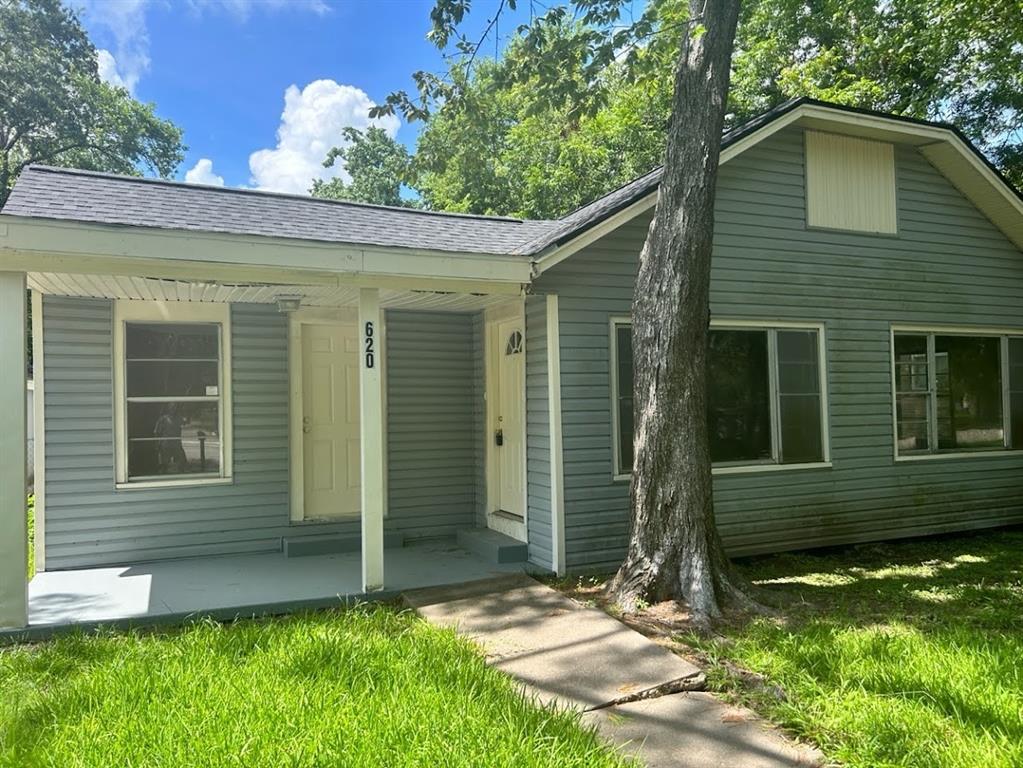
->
<box><xmin>0</xmin><ymin>177</ymin><xmax>569</xmax><ymax>632</ymax></box>
<box><xmin>16</xmin><ymin>539</ymin><xmax>527</xmax><ymax>638</ymax></box>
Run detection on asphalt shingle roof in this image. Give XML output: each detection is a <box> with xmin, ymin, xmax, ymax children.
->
<box><xmin>2</xmin><ymin>166</ymin><xmax>557</xmax><ymax>256</ymax></box>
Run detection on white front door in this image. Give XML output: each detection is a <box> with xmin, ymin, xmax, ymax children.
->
<box><xmin>490</xmin><ymin>316</ymin><xmax>526</xmax><ymax>537</ymax></box>
<box><xmin>302</xmin><ymin>323</ymin><xmax>361</xmax><ymax>519</ymax></box>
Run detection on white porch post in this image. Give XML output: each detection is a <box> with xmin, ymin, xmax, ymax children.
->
<box><xmin>0</xmin><ymin>271</ymin><xmax>28</xmax><ymax>628</ymax></box>
<box><xmin>545</xmin><ymin>294</ymin><xmax>567</xmax><ymax>576</ymax></box>
<box><xmin>359</xmin><ymin>288</ymin><xmax>385</xmax><ymax>592</ymax></box>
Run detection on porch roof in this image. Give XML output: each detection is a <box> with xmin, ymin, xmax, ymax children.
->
<box><xmin>3</xmin><ymin>165</ymin><xmax>556</xmax><ymax>257</ymax></box>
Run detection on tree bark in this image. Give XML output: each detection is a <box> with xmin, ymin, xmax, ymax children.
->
<box><xmin>608</xmin><ymin>0</ymin><xmax>747</xmax><ymax>622</ymax></box>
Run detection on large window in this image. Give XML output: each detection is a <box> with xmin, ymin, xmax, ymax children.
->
<box><xmin>893</xmin><ymin>329</ymin><xmax>1023</xmax><ymax>457</ymax></box>
<box><xmin>611</xmin><ymin>320</ymin><xmax>829</xmax><ymax>476</ymax></box>
<box><xmin>114</xmin><ymin>302</ymin><xmax>232</xmax><ymax>486</ymax></box>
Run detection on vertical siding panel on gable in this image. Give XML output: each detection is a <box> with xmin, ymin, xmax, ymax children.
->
<box><xmin>525</xmin><ymin>295</ymin><xmax>554</xmax><ymax>569</ymax></box>
<box><xmin>538</xmin><ymin>127</ymin><xmax>1023</xmax><ymax>572</ymax></box>
<box><xmin>41</xmin><ymin>301</ymin><xmax>481</xmax><ymax>569</ymax></box>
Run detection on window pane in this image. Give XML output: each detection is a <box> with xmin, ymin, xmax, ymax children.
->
<box><xmin>1008</xmin><ymin>338</ymin><xmax>1023</xmax><ymax>450</ymax></box>
<box><xmin>127</xmin><ymin>360</ymin><xmax>219</xmax><ymax>398</ymax></box>
<box><xmin>708</xmin><ymin>330</ymin><xmax>771</xmax><ymax>463</ymax></box>
<box><xmin>126</xmin><ymin>323</ymin><xmax>219</xmax><ymax>360</ymax></box>
<box><xmin>935</xmin><ymin>335</ymin><xmax>1003</xmax><ymax>451</ymax></box>
<box><xmin>127</xmin><ymin>401</ymin><xmax>220</xmax><ymax>477</ymax></box>
<box><xmin>616</xmin><ymin>325</ymin><xmax>634</xmax><ymax>471</ymax></box>
<box><xmin>777</xmin><ymin>330</ymin><xmax>823</xmax><ymax>463</ymax></box>
<box><xmin>896</xmin><ymin>393</ymin><xmax>930</xmax><ymax>452</ymax></box>
<box><xmin>894</xmin><ymin>334</ymin><xmax>931</xmax><ymax>453</ymax></box>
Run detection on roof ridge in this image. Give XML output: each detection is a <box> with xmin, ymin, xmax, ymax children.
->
<box><xmin>21</xmin><ymin>164</ymin><xmax>549</xmax><ymax>225</ymax></box>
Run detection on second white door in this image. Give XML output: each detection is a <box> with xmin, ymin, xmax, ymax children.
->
<box><xmin>495</xmin><ymin>318</ymin><xmax>525</xmax><ymax>518</ymax></box>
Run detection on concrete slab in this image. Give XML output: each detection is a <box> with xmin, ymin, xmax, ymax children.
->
<box><xmin>584</xmin><ymin>693</ymin><xmax>823</xmax><ymax>768</ymax></box>
<box><xmin>22</xmin><ymin>540</ymin><xmax>527</xmax><ymax>632</ymax></box>
<box><xmin>408</xmin><ymin>579</ymin><xmax>703</xmax><ymax>709</ymax></box>
<box><xmin>409</xmin><ymin>576</ymin><xmax>824</xmax><ymax>768</ymax></box>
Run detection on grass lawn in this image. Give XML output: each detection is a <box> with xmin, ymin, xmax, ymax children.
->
<box><xmin>681</xmin><ymin>528</ymin><xmax>1023</xmax><ymax>768</ymax></box>
<box><xmin>0</xmin><ymin>606</ymin><xmax>629</xmax><ymax>768</ymax></box>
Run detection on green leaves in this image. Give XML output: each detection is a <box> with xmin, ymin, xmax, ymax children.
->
<box><xmin>0</xmin><ymin>0</ymin><xmax>184</xmax><ymax>204</ymax></box>
<box><xmin>310</xmin><ymin>126</ymin><xmax>414</xmax><ymax>208</ymax></box>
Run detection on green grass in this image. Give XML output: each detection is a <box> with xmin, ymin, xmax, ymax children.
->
<box><xmin>682</xmin><ymin>528</ymin><xmax>1023</xmax><ymax>768</ymax></box>
<box><xmin>0</xmin><ymin>605</ymin><xmax>630</xmax><ymax>768</ymax></box>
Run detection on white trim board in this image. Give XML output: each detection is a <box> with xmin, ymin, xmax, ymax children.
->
<box><xmin>545</xmin><ymin>295</ymin><xmax>567</xmax><ymax>575</ymax></box>
<box><xmin>0</xmin><ymin>216</ymin><xmax>534</xmax><ymax>288</ymax></box>
<box><xmin>31</xmin><ymin>290</ymin><xmax>45</xmax><ymax>573</ymax></box>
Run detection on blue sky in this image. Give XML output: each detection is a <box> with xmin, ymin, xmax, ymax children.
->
<box><xmin>72</xmin><ymin>0</ymin><xmax>539</xmax><ymax>193</ymax></box>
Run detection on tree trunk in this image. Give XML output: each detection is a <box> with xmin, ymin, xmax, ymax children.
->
<box><xmin>608</xmin><ymin>0</ymin><xmax>748</xmax><ymax>622</ymax></box>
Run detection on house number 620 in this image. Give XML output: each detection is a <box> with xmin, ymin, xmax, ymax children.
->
<box><xmin>364</xmin><ymin>321</ymin><xmax>375</xmax><ymax>369</ymax></box>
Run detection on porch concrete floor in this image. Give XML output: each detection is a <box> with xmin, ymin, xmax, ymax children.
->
<box><xmin>25</xmin><ymin>540</ymin><xmax>527</xmax><ymax>632</ymax></box>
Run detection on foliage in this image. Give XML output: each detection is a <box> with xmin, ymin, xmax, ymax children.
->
<box><xmin>730</xmin><ymin>0</ymin><xmax>1023</xmax><ymax>185</ymax></box>
<box><xmin>0</xmin><ymin>606</ymin><xmax>630</xmax><ymax>767</ymax></box>
<box><xmin>311</xmin><ymin>126</ymin><xmax>414</xmax><ymax>207</ymax></box>
<box><xmin>397</xmin><ymin>0</ymin><xmax>1023</xmax><ymax>220</ymax></box>
<box><xmin>0</xmin><ymin>0</ymin><xmax>184</xmax><ymax>205</ymax></box>
<box><xmin>682</xmin><ymin>529</ymin><xmax>1023</xmax><ymax>767</ymax></box>
<box><xmin>413</xmin><ymin>32</ymin><xmax>672</xmax><ymax>218</ymax></box>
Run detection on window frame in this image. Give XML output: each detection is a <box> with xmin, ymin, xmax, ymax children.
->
<box><xmin>609</xmin><ymin>316</ymin><xmax>831</xmax><ymax>480</ymax></box>
<box><xmin>113</xmin><ymin>300</ymin><xmax>233</xmax><ymax>489</ymax></box>
<box><xmin>889</xmin><ymin>324</ymin><xmax>1023</xmax><ymax>462</ymax></box>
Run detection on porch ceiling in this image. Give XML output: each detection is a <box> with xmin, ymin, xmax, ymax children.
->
<box><xmin>28</xmin><ymin>271</ymin><xmax>518</xmax><ymax>312</ymax></box>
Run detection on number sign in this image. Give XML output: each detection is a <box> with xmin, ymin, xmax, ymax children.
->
<box><xmin>364</xmin><ymin>321</ymin><xmax>375</xmax><ymax>369</ymax></box>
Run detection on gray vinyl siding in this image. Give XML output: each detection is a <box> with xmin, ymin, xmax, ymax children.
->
<box><xmin>538</xmin><ymin>126</ymin><xmax>1023</xmax><ymax>571</ymax></box>
<box><xmin>41</xmin><ymin>301</ymin><xmax>482</xmax><ymax>569</ymax></box>
<box><xmin>524</xmin><ymin>295</ymin><xmax>554</xmax><ymax>570</ymax></box>
<box><xmin>385</xmin><ymin>310</ymin><xmax>481</xmax><ymax>540</ymax></box>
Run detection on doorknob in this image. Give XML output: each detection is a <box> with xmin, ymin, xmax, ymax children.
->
<box><xmin>495</xmin><ymin>429</ymin><xmax>504</xmax><ymax>446</ymax></box>
<box><xmin>302</xmin><ymin>416</ymin><xmax>311</xmax><ymax>434</ymax></box>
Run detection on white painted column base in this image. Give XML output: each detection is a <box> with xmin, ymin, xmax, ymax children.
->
<box><xmin>0</xmin><ymin>272</ymin><xmax>28</xmax><ymax>629</ymax></box>
<box><xmin>359</xmin><ymin>288</ymin><xmax>385</xmax><ymax>592</ymax></box>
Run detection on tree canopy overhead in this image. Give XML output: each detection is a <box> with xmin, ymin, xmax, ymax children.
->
<box><xmin>388</xmin><ymin>0</ymin><xmax>1022</xmax><ymax>221</ymax></box>
<box><xmin>311</xmin><ymin>126</ymin><xmax>414</xmax><ymax>208</ymax></box>
<box><xmin>0</xmin><ymin>0</ymin><xmax>184</xmax><ymax>204</ymax></box>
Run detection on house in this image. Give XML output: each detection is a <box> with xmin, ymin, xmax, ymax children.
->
<box><xmin>2</xmin><ymin>98</ymin><xmax>1022</xmax><ymax>632</ymax></box>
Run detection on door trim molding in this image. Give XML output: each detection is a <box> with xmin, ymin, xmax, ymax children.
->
<box><xmin>288</xmin><ymin>307</ymin><xmax>387</xmax><ymax>522</ymax></box>
<box><xmin>483</xmin><ymin>300</ymin><xmax>527</xmax><ymax>541</ymax></box>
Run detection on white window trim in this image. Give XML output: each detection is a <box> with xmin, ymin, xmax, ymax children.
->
<box><xmin>610</xmin><ymin>317</ymin><xmax>832</xmax><ymax>480</ymax></box>
<box><xmin>889</xmin><ymin>323</ymin><xmax>1023</xmax><ymax>462</ymax></box>
<box><xmin>113</xmin><ymin>300</ymin><xmax>233</xmax><ymax>489</ymax></box>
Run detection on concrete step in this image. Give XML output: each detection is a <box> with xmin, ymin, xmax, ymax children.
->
<box><xmin>456</xmin><ymin>528</ymin><xmax>528</xmax><ymax>564</ymax></box>
<box><xmin>283</xmin><ymin>531</ymin><xmax>404</xmax><ymax>558</ymax></box>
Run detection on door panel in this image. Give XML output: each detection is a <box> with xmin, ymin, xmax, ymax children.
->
<box><xmin>496</xmin><ymin>319</ymin><xmax>525</xmax><ymax>518</ymax></box>
<box><xmin>302</xmin><ymin>323</ymin><xmax>360</xmax><ymax>519</ymax></box>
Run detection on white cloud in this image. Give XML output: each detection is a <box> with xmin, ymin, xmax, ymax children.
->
<box><xmin>188</xmin><ymin>0</ymin><xmax>330</xmax><ymax>21</ymax></box>
<box><xmin>248</xmin><ymin>80</ymin><xmax>401</xmax><ymax>195</ymax></box>
<box><xmin>77</xmin><ymin>0</ymin><xmax>329</xmax><ymax>93</ymax></box>
<box><xmin>80</xmin><ymin>0</ymin><xmax>149</xmax><ymax>93</ymax></box>
<box><xmin>96</xmin><ymin>49</ymin><xmax>130</xmax><ymax>90</ymax></box>
<box><xmin>184</xmin><ymin>158</ymin><xmax>225</xmax><ymax>186</ymax></box>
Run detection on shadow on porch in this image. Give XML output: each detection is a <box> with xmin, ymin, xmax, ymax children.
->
<box><xmin>17</xmin><ymin>540</ymin><xmax>529</xmax><ymax>638</ymax></box>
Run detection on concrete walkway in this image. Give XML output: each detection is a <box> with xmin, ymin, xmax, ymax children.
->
<box><xmin>406</xmin><ymin>575</ymin><xmax>822</xmax><ymax>768</ymax></box>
